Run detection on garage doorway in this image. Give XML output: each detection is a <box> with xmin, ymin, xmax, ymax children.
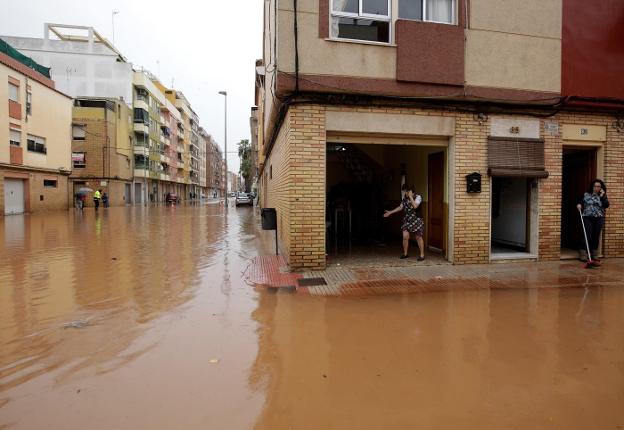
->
<box><xmin>4</xmin><ymin>178</ymin><xmax>25</xmax><ymax>215</ymax></box>
<box><xmin>561</xmin><ymin>147</ymin><xmax>597</xmax><ymax>258</ymax></box>
<box><xmin>490</xmin><ymin>176</ymin><xmax>538</xmax><ymax>259</ymax></box>
<box><xmin>326</xmin><ymin>140</ymin><xmax>448</xmax><ymax>265</ymax></box>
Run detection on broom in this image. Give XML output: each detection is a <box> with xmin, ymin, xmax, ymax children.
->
<box><xmin>579</xmin><ymin>207</ymin><xmax>601</xmax><ymax>269</ymax></box>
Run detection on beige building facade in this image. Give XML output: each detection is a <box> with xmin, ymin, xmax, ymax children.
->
<box><xmin>1</xmin><ymin>48</ymin><xmax>72</xmax><ymax>215</ymax></box>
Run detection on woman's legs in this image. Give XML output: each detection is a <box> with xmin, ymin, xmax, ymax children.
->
<box><xmin>588</xmin><ymin>217</ymin><xmax>604</xmax><ymax>256</ymax></box>
<box><xmin>416</xmin><ymin>236</ymin><xmax>425</xmax><ymax>258</ymax></box>
<box><xmin>402</xmin><ymin>230</ymin><xmax>410</xmax><ymax>256</ymax></box>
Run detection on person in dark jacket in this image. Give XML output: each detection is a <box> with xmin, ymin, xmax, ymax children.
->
<box><xmin>577</xmin><ymin>179</ymin><xmax>609</xmax><ymax>261</ymax></box>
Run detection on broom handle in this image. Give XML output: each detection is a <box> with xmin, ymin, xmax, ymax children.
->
<box><xmin>579</xmin><ymin>207</ymin><xmax>592</xmax><ymax>261</ymax></box>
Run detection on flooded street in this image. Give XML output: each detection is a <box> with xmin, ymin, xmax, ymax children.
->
<box><xmin>1</xmin><ymin>205</ymin><xmax>623</xmax><ymax>429</ymax></box>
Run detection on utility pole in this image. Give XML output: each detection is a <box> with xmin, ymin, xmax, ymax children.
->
<box><xmin>219</xmin><ymin>91</ymin><xmax>228</xmax><ymax>208</ymax></box>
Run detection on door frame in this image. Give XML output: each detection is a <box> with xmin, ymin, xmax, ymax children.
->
<box><xmin>427</xmin><ymin>150</ymin><xmax>446</xmax><ymax>256</ymax></box>
<box><xmin>3</xmin><ymin>172</ymin><xmax>30</xmax><ymax>214</ymax></box>
<box><xmin>561</xmin><ymin>142</ymin><xmax>604</xmax><ymax>254</ymax></box>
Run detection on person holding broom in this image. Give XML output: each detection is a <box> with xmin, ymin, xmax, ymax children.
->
<box><xmin>577</xmin><ymin>179</ymin><xmax>609</xmax><ymax>262</ymax></box>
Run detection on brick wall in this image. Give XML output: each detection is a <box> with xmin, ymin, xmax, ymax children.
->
<box><xmin>288</xmin><ymin>105</ymin><xmax>326</xmax><ymax>269</ymax></box>
<box><xmin>265</xmin><ymin>109</ymin><xmax>293</xmax><ymax>258</ymax></box>
<box><xmin>452</xmin><ymin>112</ymin><xmax>491</xmax><ymax>264</ymax></box>
<box><xmin>0</xmin><ymin>168</ymin><xmax>69</xmax><ymax>214</ymax></box>
<box><xmin>70</xmin><ymin>113</ymin><xmax>133</xmax><ymax>207</ymax></box>
<box><xmin>554</xmin><ymin>112</ymin><xmax>624</xmax><ymax>258</ymax></box>
<box><xmin>539</xmin><ymin>118</ymin><xmax>563</xmax><ymax>260</ymax></box>
<box><xmin>261</xmin><ymin>102</ymin><xmax>624</xmax><ymax>269</ymax></box>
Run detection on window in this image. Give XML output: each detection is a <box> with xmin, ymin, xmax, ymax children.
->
<box><xmin>399</xmin><ymin>0</ymin><xmax>455</xmax><ymax>24</ymax></box>
<box><xmin>136</xmin><ymin>88</ymin><xmax>149</xmax><ymax>102</ymax></box>
<box><xmin>72</xmin><ymin>124</ymin><xmax>86</xmax><ymax>140</ymax></box>
<box><xmin>331</xmin><ymin>0</ymin><xmax>391</xmax><ymax>43</ymax></box>
<box><xmin>43</xmin><ymin>179</ymin><xmax>57</xmax><ymax>188</ymax></box>
<box><xmin>27</xmin><ymin>135</ymin><xmax>46</xmax><ymax>154</ymax></box>
<box><xmin>9</xmin><ymin>129</ymin><xmax>21</xmax><ymax>147</ymax></box>
<box><xmin>8</xmin><ymin>82</ymin><xmax>19</xmax><ymax>102</ymax></box>
<box><xmin>72</xmin><ymin>152</ymin><xmax>86</xmax><ymax>168</ymax></box>
<box><xmin>133</xmin><ymin>108</ymin><xmax>149</xmax><ymax>124</ymax></box>
<box><xmin>26</xmin><ymin>91</ymin><xmax>32</xmax><ymax>115</ymax></box>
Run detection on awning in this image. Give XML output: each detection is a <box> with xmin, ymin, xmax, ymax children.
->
<box><xmin>488</xmin><ymin>137</ymin><xmax>549</xmax><ymax>178</ymax></box>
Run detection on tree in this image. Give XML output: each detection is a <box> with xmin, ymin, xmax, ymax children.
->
<box><xmin>237</xmin><ymin>139</ymin><xmax>252</xmax><ymax>192</ymax></box>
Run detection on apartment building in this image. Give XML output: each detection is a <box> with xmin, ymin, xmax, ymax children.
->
<box><xmin>5</xmin><ymin>23</ymin><xmax>214</xmax><ymax>206</ymax></box>
<box><xmin>205</xmin><ymin>133</ymin><xmax>224</xmax><ymax>198</ymax></box>
<box><xmin>1</xmin><ymin>39</ymin><xmax>72</xmax><ymax>215</ymax></box>
<box><xmin>70</xmin><ymin>97</ymin><xmax>133</xmax><ymax>206</ymax></box>
<box><xmin>253</xmin><ymin>0</ymin><xmax>624</xmax><ymax>270</ymax></box>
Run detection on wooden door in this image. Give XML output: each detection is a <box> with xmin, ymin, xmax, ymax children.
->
<box><xmin>561</xmin><ymin>148</ymin><xmax>596</xmax><ymax>249</ymax></box>
<box><xmin>428</xmin><ymin>152</ymin><xmax>445</xmax><ymax>252</ymax></box>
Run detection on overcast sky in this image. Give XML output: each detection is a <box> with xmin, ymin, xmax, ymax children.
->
<box><xmin>1</xmin><ymin>0</ymin><xmax>263</xmax><ymax>173</ymax></box>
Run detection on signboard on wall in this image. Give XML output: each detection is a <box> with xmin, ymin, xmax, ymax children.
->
<box><xmin>561</xmin><ymin>125</ymin><xmax>606</xmax><ymax>142</ymax></box>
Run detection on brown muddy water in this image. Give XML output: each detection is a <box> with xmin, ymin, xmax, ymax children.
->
<box><xmin>1</xmin><ymin>205</ymin><xmax>623</xmax><ymax>429</ymax></box>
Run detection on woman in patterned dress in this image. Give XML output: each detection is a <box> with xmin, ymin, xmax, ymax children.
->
<box><xmin>576</xmin><ymin>179</ymin><xmax>609</xmax><ymax>261</ymax></box>
<box><xmin>384</xmin><ymin>184</ymin><xmax>425</xmax><ymax>260</ymax></box>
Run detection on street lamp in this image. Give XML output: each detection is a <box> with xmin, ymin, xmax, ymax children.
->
<box><xmin>219</xmin><ymin>91</ymin><xmax>228</xmax><ymax>208</ymax></box>
<box><xmin>111</xmin><ymin>11</ymin><xmax>119</xmax><ymax>46</ymax></box>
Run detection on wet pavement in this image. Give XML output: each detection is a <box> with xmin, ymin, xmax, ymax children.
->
<box><xmin>1</xmin><ymin>205</ymin><xmax>624</xmax><ymax>429</ymax></box>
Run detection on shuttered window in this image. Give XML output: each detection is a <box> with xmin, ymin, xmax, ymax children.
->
<box><xmin>488</xmin><ymin>137</ymin><xmax>548</xmax><ymax>178</ymax></box>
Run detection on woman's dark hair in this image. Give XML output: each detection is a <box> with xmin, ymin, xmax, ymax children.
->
<box><xmin>401</xmin><ymin>183</ymin><xmax>416</xmax><ymax>193</ymax></box>
<box><xmin>588</xmin><ymin>179</ymin><xmax>606</xmax><ymax>194</ymax></box>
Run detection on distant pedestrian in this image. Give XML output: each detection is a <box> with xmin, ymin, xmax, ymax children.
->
<box><xmin>75</xmin><ymin>193</ymin><xmax>84</xmax><ymax>210</ymax></box>
<box><xmin>102</xmin><ymin>192</ymin><xmax>109</xmax><ymax>208</ymax></box>
<box><xmin>93</xmin><ymin>189</ymin><xmax>102</xmax><ymax>210</ymax></box>
<box><xmin>383</xmin><ymin>183</ymin><xmax>425</xmax><ymax>261</ymax></box>
<box><xmin>577</xmin><ymin>179</ymin><xmax>609</xmax><ymax>262</ymax></box>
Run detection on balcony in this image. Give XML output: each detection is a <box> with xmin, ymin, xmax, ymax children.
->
<box><xmin>134</xmin><ymin>99</ymin><xmax>149</xmax><ymax>112</ymax></box>
<box><xmin>133</xmin><ymin>145</ymin><xmax>149</xmax><ymax>157</ymax></box>
<box><xmin>134</xmin><ymin>169</ymin><xmax>148</xmax><ymax>178</ymax></box>
<box><xmin>134</xmin><ymin>123</ymin><xmax>149</xmax><ymax>134</ymax></box>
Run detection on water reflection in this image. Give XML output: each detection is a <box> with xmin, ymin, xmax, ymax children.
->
<box><xmin>0</xmin><ymin>206</ymin><xmax>226</xmax><ymax>390</ymax></box>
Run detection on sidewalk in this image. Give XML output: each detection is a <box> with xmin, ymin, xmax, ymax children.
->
<box><xmin>244</xmin><ymin>255</ymin><xmax>624</xmax><ymax>297</ymax></box>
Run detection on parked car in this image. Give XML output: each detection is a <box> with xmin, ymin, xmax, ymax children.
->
<box><xmin>235</xmin><ymin>192</ymin><xmax>253</xmax><ymax>207</ymax></box>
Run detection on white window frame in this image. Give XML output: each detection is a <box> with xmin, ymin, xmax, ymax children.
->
<box><xmin>398</xmin><ymin>0</ymin><xmax>457</xmax><ymax>25</ymax></box>
<box><xmin>72</xmin><ymin>152</ymin><xmax>86</xmax><ymax>168</ymax></box>
<box><xmin>8</xmin><ymin>82</ymin><xmax>19</xmax><ymax>102</ymax></box>
<box><xmin>9</xmin><ymin>129</ymin><xmax>21</xmax><ymax>147</ymax></box>
<box><xmin>72</xmin><ymin>124</ymin><xmax>86</xmax><ymax>140</ymax></box>
<box><xmin>331</xmin><ymin>0</ymin><xmax>393</xmax><ymax>43</ymax></box>
<box><xmin>27</xmin><ymin>134</ymin><xmax>47</xmax><ymax>155</ymax></box>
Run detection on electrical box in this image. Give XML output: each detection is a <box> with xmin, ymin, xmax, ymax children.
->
<box><xmin>466</xmin><ymin>172</ymin><xmax>482</xmax><ymax>193</ymax></box>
